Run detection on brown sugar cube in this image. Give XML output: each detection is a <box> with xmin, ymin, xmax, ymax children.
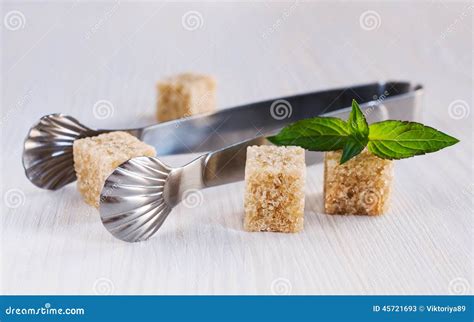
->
<box><xmin>244</xmin><ymin>145</ymin><xmax>306</xmax><ymax>233</ymax></box>
<box><xmin>73</xmin><ymin>131</ymin><xmax>156</xmax><ymax>208</ymax></box>
<box><xmin>156</xmin><ymin>73</ymin><xmax>216</xmax><ymax>122</ymax></box>
<box><xmin>324</xmin><ymin>149</ymin><xmax>393</xmax><ymax>215</ymax></box>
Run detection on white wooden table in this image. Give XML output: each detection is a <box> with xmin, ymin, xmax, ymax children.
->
<box><xmin>1</xmin><ymin>1</ymin><xmax>472</xmax><ymax>295</ymax></box>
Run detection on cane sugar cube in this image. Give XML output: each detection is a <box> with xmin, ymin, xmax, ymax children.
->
<box><xmin>324</xmin><ymin>150</ymin><xmax>393</xmax><ymax>216</ymax></box>
<box><xmin>73</xmin><ymin>131</ymin><xmax>156</xmax><ymax>208</ymax></box>
<box><xmin>244</xmin><ymin>145</ymin><xmax>306</xmax><ymax>233</ymax></box>
<box><xmin>156</xmin><ymin>73</ymin><xmax>216</xmax><ymax>122</ymax></box>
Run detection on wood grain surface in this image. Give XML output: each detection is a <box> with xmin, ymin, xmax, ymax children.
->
<box><xmin>1</xmin><ymin>0</ymin><xmax>472</xmax><ymax>295</ymax></box>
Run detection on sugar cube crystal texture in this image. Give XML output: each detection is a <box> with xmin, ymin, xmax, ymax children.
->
<box><xmin>324</xmin><ymin>150</ymin><xmax>393</xmax><ymax>215</ymax></box>
<box><xmin>73</xmin><ymin>131</ymin><xmax>156</xmax><ymax>208</ymax></box>
<box><xmin>244</xmin><ymin>145</ymin><xmax>306</xmax><ymax>233</ymax></box>
<box><xmin>157</xmin><ymin>73</ymin><xmax>216</xmax><ymax>122</ymax></box>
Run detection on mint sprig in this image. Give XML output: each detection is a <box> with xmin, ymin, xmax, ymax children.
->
<box><xmin>268</xmin><ymin>99</ymin><xmax>459</xmax><ymax>164</ymax></box>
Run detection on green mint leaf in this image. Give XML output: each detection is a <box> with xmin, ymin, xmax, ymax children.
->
<box><xmin>340</xmin><ymin>136</ymin><xmax>368</xmax><ymax>164</ymax></box>
<box><xmin>267</xmin><ymin>117</ymin><xmax>349</xmax><ymax>151</ymax></box>
<box><xmin>348</xmin><ymin>99</ymin><xmax>369</xmax><ymax>139</ymax></box>
<box><xmin>367</xmin><ymin>120</ymin><xmax>460</xmax><ymax>159</ymax></box>
<box><xmin>339</xmin><ymin>99</ymin><xmax>370</xmax><ymax>163</ymax></box>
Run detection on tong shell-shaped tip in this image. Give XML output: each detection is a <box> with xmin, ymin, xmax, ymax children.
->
<box><xmin>22</xmin><ymin>114</ymin><xmax>96</xmax><ymax>190</ymax></box>
<box><xmin>99</xmin><ymin>156</ymin><xmax>173</xmax><ymax>243</ymax></box>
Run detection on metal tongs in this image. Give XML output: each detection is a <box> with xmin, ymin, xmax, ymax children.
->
<box><xmin>22</xmin><ymin>81</ymin><xmax>423</xmax><ymax>242</ymax></box>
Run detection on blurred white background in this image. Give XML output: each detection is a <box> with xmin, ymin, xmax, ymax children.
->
<box><xmin>1</xmin><ymin>1</ymin><xmax>472</xmax><ymax>295</ymax></box>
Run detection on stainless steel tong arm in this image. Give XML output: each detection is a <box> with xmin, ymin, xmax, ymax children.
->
<box><xmin>22</xmin><ymin>81</ymin><xmax>422</xmax><ymax>191</ymax></box>
<box><xmin>165</xmin><ymin>136</ymin><xmax>268</xmax><ymax>206</ymax></box>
